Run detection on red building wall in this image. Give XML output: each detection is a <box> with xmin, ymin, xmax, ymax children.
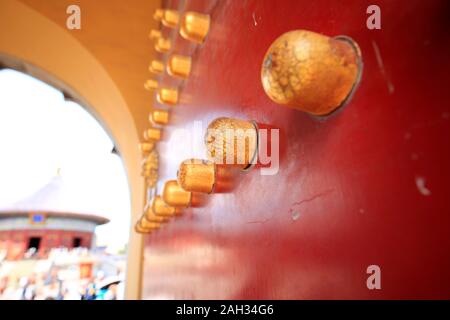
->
<box><xmin>0</xmin><ymin>229</ymin><xmax>92</xmax><ymax>260</ymax></box>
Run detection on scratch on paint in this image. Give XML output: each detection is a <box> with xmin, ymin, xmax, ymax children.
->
<box><xmin>288</xmin><ymin>189</ymin><xmax>334</xmax><ymax>222</ymax></box>
<box><xmin>291</xmin><ymin>189</ymin><xmax>334</xmax><ymax>208</ymax></box>
<box><xmin>246</xmin><ymin>217</ymin><xmax>271</xmax><ymax>224</ymax></box>
<box><xmin>372</xmin><ymin>40</ymin><xmax>395</xmax><ymax>94</ymax></box>
<box><xmin>248</xmin><ymin>190</ymin><xmax>334</xmax><ymax>225</ymax></box>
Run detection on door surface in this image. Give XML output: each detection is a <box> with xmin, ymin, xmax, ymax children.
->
<box><xmin>142</xmin><ymin>0</ymin><xmax>450</xmax><ymax>299</ymax></box>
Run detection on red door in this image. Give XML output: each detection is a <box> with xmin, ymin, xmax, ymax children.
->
<box><xmin>142</xmin><ymin>0</ymin><xmax>450</xmax><ymax>299</ymax></box>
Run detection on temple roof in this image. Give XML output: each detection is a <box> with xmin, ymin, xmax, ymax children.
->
<box><xmin>0</xmin><ymin>173</ymin><xmax>109</xmax><ymax>225</ymax></box>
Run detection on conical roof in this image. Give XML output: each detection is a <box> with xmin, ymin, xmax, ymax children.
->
<box><xmin>0</xmin><ymin>173</ymin><xmax>109</xmax><ymax>224</ymax></box>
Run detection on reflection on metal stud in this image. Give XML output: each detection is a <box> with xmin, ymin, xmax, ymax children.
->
<box><xmin>135</xmin><ymin>222</ymin><xmax>152</xmax><ymax>234</ymax></box>
<box><xmin>145</xmin><ymin>207</ymin><xmax>168</xmax><ymax>223</ymax></box>
<box><xmin>261</xmin><ymin>30</ymin><xmax>362</xmax><ymax>116</ymax></box>
<box><xmin>149</xmin><ymin>60</ymin><xmax>164</xmax><ymax>74</ymax></box>
<box><xmin>178</xmin><ymin>159</ymin><xmax>215</xmax><ymax>193</ymax></box>
<box><xmin>139</xmin><ymin>217</ymin><xmax>160</xmax><ymax>230</ymax></box>
<box><xmin>167</xmin><ymin>55</ymin><xmax>192</xmax><ymax>79</ymax></box>
<box><xmin>163</xmin><ymin>180</ymin><xmax>192</xmax><ymax>208</ymax></box>
<box><xmin>157</xmin><ymin>87</ymin><xmax>178</xmax><ymax>106</ymax></box>
<box><xmin>205</xmin><ymin>117</ymin><xmax>258</xmax><ymax>169</ymax></box>
<box><xmin>143</xmin><ymin>128</ymin><xmax>162</xmax><ymax>141</ymax></box>
<box><xmin>155</xmin><ymin>37</ymin><xmax>171</xmax><ymax>53</ymax></box>
<box><xmin>142</xmin><ymin>149</ymin><xmax>158</xmax><ymax>167</ymax></box>
<box><xmin>162</xmin><ymin>10</ymin><xmax>180</xmax><ymax>28</ymax></box>
<box><xmin>143</xmin><ymin>161</ymin><xmax>158</xmax><ymax>171</ymax></box>
<box><xmin>153</xmin><ymin>9</ymin><xmax>164</xmax><ymax>21</ymax></box>
<box><xmin>152</xmin><ymin>195</ymin><xmax>180</xmax><ymax>217</ymax></box>
<box><xmin>144</xmin><ymin>79</ymin><xmax>158</xmax><ymax>91</ymax></box>
<box><xmin>149</xmin><ymin>29</ymin><xmax>162</xmax><ymax>40</ymax></box>
<box><xmin>180</xmin><ymin>12</ymin><xmax>210</xmax><ymax>43</ymax></box>
<box><xmin>143</xmin><ymin>168</ymin><xmax>158</xmax><ymax>186</ymax></box>
<box><xmin>139</xmin><ymin>142</ymin><xmax>155</xmax><ymax>154</ymax></box>
<box><xmin>150</xmin><ymin>109</ymin><xmax>169</xmax><ymax>125</ymax></box>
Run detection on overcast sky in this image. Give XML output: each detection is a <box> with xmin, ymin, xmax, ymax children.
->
<box><xmin>0</xmin><ymin>69</ymin><xmax>130</xmax><ymax>252</ymax></box>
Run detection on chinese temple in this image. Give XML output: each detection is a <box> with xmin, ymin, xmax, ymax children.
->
<box><xmin>0</xmin><ymin>173</ymin><xmax>109</xmax><ymax>260</ymax></box>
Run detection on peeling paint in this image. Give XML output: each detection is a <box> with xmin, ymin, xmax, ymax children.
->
<box><xmin>252</xmin><ymin>12</ymin><xmax>261</xmax><ymax>27</ymax></box>
<box><xmin>252</xmin><ymin>12</ymin><xmax>257</xmax><ymax>26</ymax></box>
<box><xmin>415</xmin><ymin>176</ymin><xmax>431</xmax><ymax>196</ymax></box>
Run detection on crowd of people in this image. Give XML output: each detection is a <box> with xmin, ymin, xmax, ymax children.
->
<box><xmin>0</xmin><ymin>248</ymin><xmax>125</xmax><ymax>300</ymax></box>
<box><xmin>0</xmin><ymin>270</ymin><xmax>123</xmax><ymax>300</ymax></box>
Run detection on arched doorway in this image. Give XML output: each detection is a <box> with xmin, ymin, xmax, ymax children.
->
<box><xmin>0</xmin><ymin>0</ymin><xmax>145</xmax><ymax>299</ymax></box>
<box><xmin>0</xmin><ymin>69</ymin><xmax>130</xmax><ymax>299</ymax></box>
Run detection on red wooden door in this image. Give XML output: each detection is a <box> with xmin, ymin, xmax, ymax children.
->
<box><xmin>142</xmin><ymin>0</ymin><xmax>450</xmax><ymax>299</ymax></box>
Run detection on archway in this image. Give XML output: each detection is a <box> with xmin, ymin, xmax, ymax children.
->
<box><xmin>0</xmin><ymin>0</ymin><xmax>144</xmax><ymax>299</ymax></box>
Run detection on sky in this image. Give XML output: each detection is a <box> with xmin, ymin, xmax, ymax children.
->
<box><xmin>0</xmin><ymin>69</ymin><xmax>130</xmax><ymax>253</ymax></box>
